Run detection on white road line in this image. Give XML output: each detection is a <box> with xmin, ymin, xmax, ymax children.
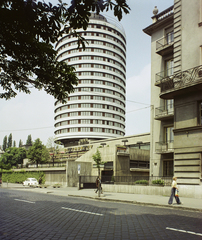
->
<box><xmin>62</xmin><ymin>207</ymin><xmax>103</xmax><ymax>216</ymax></box>
<box><xmin>166</xmin><ymin>227</ymin><xmax>202</xmax><ymax>236</ymax></box>
<box><xmin>14</xmin><ymin>199</ymin><xmax>35</xmax><ymax>204</ymax></box>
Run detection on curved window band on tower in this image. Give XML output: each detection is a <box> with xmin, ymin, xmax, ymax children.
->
<box><xmin>54</xmin><ymin>13</ymin><xmax>126</xmax><ymax>146</ymax></box>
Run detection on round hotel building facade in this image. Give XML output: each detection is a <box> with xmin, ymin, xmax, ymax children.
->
<box><xmin>54</xmin><ymin>14</ymin><xmax>126</xmax><ymax>146</ymax></box>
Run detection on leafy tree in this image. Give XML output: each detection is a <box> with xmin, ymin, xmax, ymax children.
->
<box><xmin>27</xmin><ymin>138</ymin><xmax>50</xmax><ymax>167</ymax></box>
<box><xmin>0</xmin><ymin>147</ymin><xmax>27</xmax><ymax>170</ymax></box>
<box><xmin>13</xmin><ymin>140</ymin><xmax>16</xmax><ymax>147</ymax></box>
<box><xmin>26</xmin><ymin>134</ymin><xmax>32</xmax><ymax>146</ymax></box>
<box><xmin>7</xmin><ymin>133</ymin><xmax>12</xmax><ymax>148</ymax></box>
<box><xmin>92</xmin><ymin>149</ymin><xmax>105</xmax><ymax>177</ymax></box>
<box><xmin>0</xmin><ymin>0</ymin><xmax>130</xmax><ymax>101</ymax></box>
<box><xmin>3</xmin><ymin>135</ymin><xmax>7</xmax><ymax>151</ymax></box>
<box><xmin>19</xmin><ymin>139</ymin><xmax>23</xmax><ymax>147</ymax></box>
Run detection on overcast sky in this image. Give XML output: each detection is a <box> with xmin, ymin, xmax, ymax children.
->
<box><xmin>0</xmin><ymin>0</ymin><xmax>173</xmax><ymax>147</ymax></box>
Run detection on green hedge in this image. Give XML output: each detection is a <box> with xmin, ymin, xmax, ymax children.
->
<box><xmin>1</xmin><ymin>170</ymin><xmax>45</xmax><ymax>184</ymax></box>
<box><xmin>135</xmin><ymin>180</ymin><xmax>148</xmax><ymax>185</ymax></box>
<box><xmin>152</xmin><ymin>179</ymin><xmax>164</xmax><ymax>185</ymax></box>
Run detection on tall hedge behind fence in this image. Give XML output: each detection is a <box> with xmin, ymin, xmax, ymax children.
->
<box><xmin>1</xmin><ymin>171</ymin><xmax>45</xmax><ymax>184</ymax></box>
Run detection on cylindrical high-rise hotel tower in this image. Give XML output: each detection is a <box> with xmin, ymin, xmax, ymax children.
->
<box><xmin>54</xmin><ymin>14</ymin><xmax>126</xmax><ymax>146</ymax></box>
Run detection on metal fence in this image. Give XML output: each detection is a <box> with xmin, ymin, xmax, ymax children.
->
<box><xmin>79</xmin><ymin>176</ymin><xmax>172</xmax><ymax>189</ymax></box>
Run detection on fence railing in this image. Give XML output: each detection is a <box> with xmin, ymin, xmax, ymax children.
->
<box><xmin>20</xmin><ymin>161</ymin><xmax>67</xmax><ymax>169</ymax></box>
<box><xmin>155</xmin><ymin>103</ymin><xmax>174</xmax><ymax>118</ymax></box>
<box><xmin>160</xmin><ymin>65</ymin><xmax>202</xmax><ymax>93</ymax></box>
<box><xmin>156</xmin><ymin>32</ymin><xmax>174</xmax><ymax>51</ymax></box>
<box><xmin>156</xmin><ymin>67</ymin><xmax>174</xmax><ymax>84</ymax></box>
<box><xmin>152</xmin><ymin>5</ymin><xmax>174</xmax><ymax>22</ymax></box>
<box><xmin>79</xmin><ymin>175</ymin><xmax>173</xmax><ymax>188</ymax></box>
<box><xmin>155</xmin><ymin>141</ymin><xmax>174</xmax><ymax>153</ymax></box>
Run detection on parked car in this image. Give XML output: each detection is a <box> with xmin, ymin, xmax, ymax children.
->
<box><xmin>23</xmin><ymin>178</ymin><xmax>38</xmax><ymax>187</ymax></box>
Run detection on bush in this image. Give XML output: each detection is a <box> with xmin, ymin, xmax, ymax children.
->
<box><xmin>1</xmin><ymin>171</ymin><xmax>45</xmax><ymax>184</ymax></box>
<box><xmin>135</xmin><ymin>180</ymin><xmax>148</xmax><ymax>185</ymax></box>
<box><xmin>152</xmin><ymin>179</ymin><xmax>164</xmax><ymax>185</ymax></box>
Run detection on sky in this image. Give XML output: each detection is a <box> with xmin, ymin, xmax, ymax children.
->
<box><xmin>0</xmin><ymin>0</ymin><xmax>174</xmax><ymax>147</ymax></box>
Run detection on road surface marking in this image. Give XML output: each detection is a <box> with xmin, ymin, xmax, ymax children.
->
<box><xmin>166</xmin><ymin>227</ymin><xmax>202</xmax><ymax>236</ymax></box>
<box><xmin>14</xmin><ymin>199</ymin><xmax>35</xmax><ymax>204</ymax></box>
<box><xmin>62</xmin><ymin>207</ymin><xmax>103</xmax><ymax>216</ymax></box>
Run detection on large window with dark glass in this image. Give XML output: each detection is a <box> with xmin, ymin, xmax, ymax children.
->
<box><xmin>163</xmin><ymin>160</ymin><xmax>173</xmax><ymax>176</ymax></box>
<box><xmin>199</xmin><ymin>101</ymin><xmax>202</xmax><ymax>125</ymax></box>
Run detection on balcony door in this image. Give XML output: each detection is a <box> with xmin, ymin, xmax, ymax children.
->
<box><xmin>165</xmin><ymin>59</ymin><xmax>174</xmax><ymax>77</ymax></box>
<box><xmin>165</xmin><ymin>126</ymin><xmax>174</xmax><ymax>151</ymax></box>
<box><xmin>163</xmin><ymin>160</ymin><xmax>173</xmax><ymax>176</ymax></box>
<box><xmin>165</xmin><ymin>99</ymin><xmax>174</xmax><ymax>114</ymax></box>
<box><xmin>165</xmin><ymin>27</ymin><xmax>174</xmax><ymax>45</ymax></box>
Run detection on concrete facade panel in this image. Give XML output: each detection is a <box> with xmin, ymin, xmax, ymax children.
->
<box><xmin>174</xmin><ymin>153</ymin><xmax>201</xmax><ymax>160</ymax></box>
<box><xmin>175</xmin><ymin>166</ymin><xmax>200</xmax><ymax>171</ymax></box>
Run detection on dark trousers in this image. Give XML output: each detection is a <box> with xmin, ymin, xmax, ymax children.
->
<box><xmin>168</xmin><ymin>188</ymin><xmax>181</xmax><ymax>204</ymax></box>
<box><xmin>95</xmin><ymin>185</ymin><xmax>102</xmax><ymax>193</ymax></box>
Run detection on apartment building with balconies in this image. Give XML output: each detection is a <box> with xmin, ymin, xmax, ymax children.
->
<box><xmin>143</xmin><ymin>0</ymin><xmax>202</xmax><ymax>184</ymax></box>
<box><xmin>54</xmin><ymin>14</ymin><xmax>126</xmax><ymax>147</ymax></box>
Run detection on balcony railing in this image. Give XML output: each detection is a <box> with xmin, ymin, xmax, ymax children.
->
<box><xmin>155</xmin><ymin>140</ymin><xmax>174</xmax><ymax>153</ymax></box>
<box><xmin>160</xmin><ymin>65</ymin><xmax>202</xmax><ymax>94</ymax></box>
<box><xmin>155</xmin><ymin>103</ymin><xmax>174</xmax><ymax>119</ymax></box>
<box><xmin>152</xmin><ymin>5</ymin><xmax>174</xmax><ymax>22</ymax></box>
<box><xmin>156</xmin><ymin>32</ymin><xmax>174</xmax><ymax>52</ymax></box>
<box><xmin>156</xmin><ymin>67</ymin><xmax>173</xmax><ymax>85</ymax></box>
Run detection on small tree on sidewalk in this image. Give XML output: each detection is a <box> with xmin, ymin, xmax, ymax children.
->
<box><xmin>92</xmin><ymin>149</ymin><xmax>105</xmax><ymax>197</ymax></box>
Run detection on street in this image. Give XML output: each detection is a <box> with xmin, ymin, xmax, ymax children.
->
<box><xmin>0</xmin><ymin>188</ymin><xmax>202</xmax><ymax>240</ymax></box>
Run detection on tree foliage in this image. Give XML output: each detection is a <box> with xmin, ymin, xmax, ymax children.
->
<box><xmin>26</xmin><ymin>134</ymin><xmax>32</xmax><ymax>146</ymax></box>
<box><xmin>27</xmin><ymin>138</ymin><xmax>50</xmax><ymax>167</ymax></box>
<box><xmin>3</xmin><ymin>135</ymin><xmax>7</xmax><ymax>151</ymax></box>
<box><xmin>92</xmin><ymin>149</ymin><xmax>105</xmax><ymax>176</ymax></box>
<box><xmin>0</xmin><ymin>147</ymin><xmax>27</xmax><ymax>170</ymax></box>
<box><xmin>7</xmin><ymin>133</ymin><xmax>12</xmax><ymax>148</ymax></box>
<box><xmin>19</xmin><ymin>139</ymin><xmax>23</xmax><ymax>147</ymax></box>
<box><xmin>0</xmin><ymin>0</ymin><xmax>130</xmax><ymax>102</ymax></box>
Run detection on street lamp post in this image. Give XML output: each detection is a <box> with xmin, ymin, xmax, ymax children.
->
<box><xmin>100</xmin><ymin>143</ymin><xmax>106</xmax><ymax>148</ymax></box>
<box><xmin>122</xmin><ymin>139</ymin><xmax>128</xmax><ymax>146</ymax></box>
<box><xmin>137</xmin><ymin>141</ymin><xmax>143</xmax><ymax>149</ymax></box>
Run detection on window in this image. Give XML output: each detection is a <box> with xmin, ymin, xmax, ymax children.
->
<box><xmin>81</xmin><ymin>119</ymin><xmax>91</xmax><ymax>124</ymax></box>
<box><xmin>70</xmin><ymin>120</ymin><xmax>78</xmax><ymax>124</ymax></box>
<box><xmin>165</xmin><ymin>59</ymin><xmax>174</xmax><ymax>77</ymax></box>
<box><xmin>199</xmin><ymin>101</ymin><xmax>202</xmax><ymax>125</ymax></box>
<box><xmin>164</xmin><ymin>126</ymin><xmax>174</xmax><ymax>152</ymax></box>
<box><xmin>163</xmin><ymin>160</ymin><xmax>173</xmax><ymax>177</ymax></box>
<box><xmin>165</xmin><ymin>126</ymin><xmax>174</xmax><ymax>143</ymax></box>
<box><xmin>165</xmin><ymin>99</ymin><xmax>174</xmax><ymax>114</ymax></box>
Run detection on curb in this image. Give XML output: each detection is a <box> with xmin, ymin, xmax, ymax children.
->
<box><xmin>68</xmin><ymin>194</ymin><xmax>202</xmax><ymax>212</ymax></box>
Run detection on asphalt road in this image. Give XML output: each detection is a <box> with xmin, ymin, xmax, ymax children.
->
<box><xmin>0</xmin><ymin>188</ymin><xmax>202</xmax><ymax>240</ymax></box>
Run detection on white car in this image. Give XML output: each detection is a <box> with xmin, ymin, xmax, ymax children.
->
<box><xmin>23</xmin><ymin>178</ymin><xmax>38</xmax><ymax>187</ymax></box>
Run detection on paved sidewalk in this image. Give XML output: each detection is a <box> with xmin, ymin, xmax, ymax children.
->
<box><xmin>1</xmin><ymin>183</ymin><xmax>202</xmax><ymax>212</ymax></box>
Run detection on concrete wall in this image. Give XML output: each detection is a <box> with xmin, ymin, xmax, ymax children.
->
<box><xmin>45</xmin><ymin>170</ymin><xmax>66</xmax><ymax>186</ymax></box>
<box><xmin>66</xmin><ymin>161</ymin><xmax>92</xmax><ymax>187</ymax></box>
<box><xmin>130</xmin><ymin>149</ymin><xmax>150</xmax><ymax>161</ymax></box>
<box><xmin>102</xmin><ymin>184</ymin><xmax>202</xmax><ymax>199</ymax></box>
